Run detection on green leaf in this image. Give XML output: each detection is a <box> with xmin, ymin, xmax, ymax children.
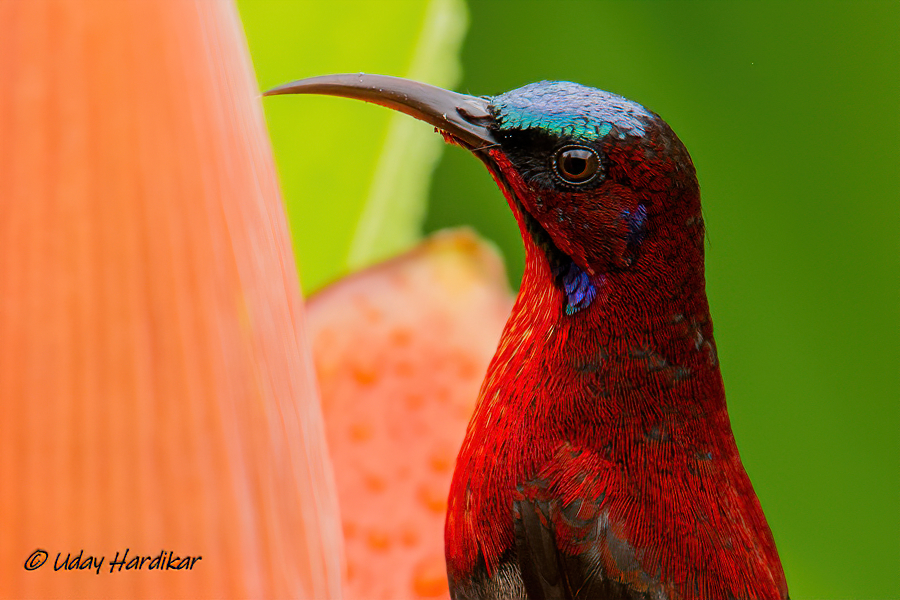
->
<box><xmin>238</xmin><ymin>0</ymin><xmax>468</xmax><ymax>293</ymax></box>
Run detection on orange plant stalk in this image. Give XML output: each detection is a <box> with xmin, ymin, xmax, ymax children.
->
<box><xmin>0</xmin><ymin>1</ymin><xmax>341</xmax><ymax>598</ymax></box>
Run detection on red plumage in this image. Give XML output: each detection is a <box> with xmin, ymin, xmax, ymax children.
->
<box><xmin>445</xmin><ymin>98</ymin><xmax>788</xmax><ymax>599</ymax></box>
<box><xmin>261</xmin><ymin>72</ymin><xmax>789</xmax><ymax>600</ymax></box>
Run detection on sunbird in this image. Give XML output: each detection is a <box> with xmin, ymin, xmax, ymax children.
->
<box><xmin>266</xmin><ymin>74</ymin><xmax>788</xmax><ymax>600</ymax></box>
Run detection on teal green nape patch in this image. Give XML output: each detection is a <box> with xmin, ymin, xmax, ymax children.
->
<box><xmin>491</xmin><ymin>81</ymin><xmax>651</xmax><ymax>141</ymax></box>
<box><xmin>595</xmin><ymin>122</ymin><xmax>613</xmax><ymax>138</ymax></box>
<box><xmin>494</xmin><ymin>108</ymin><xmax>607</xmax><ymax>141</ymax></box>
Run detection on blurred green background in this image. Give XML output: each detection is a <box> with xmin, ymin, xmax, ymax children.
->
<box><xmin>239</xmin><ymin>1</ymin><xmax>899</xmax><ymax>598</ymax></box>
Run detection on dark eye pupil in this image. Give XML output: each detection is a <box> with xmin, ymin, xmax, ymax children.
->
<box><xmin>556</xmin><ymin>147</ymin><xmax>599</xmax><ymax>183</ymax></box>
<box><xmin>563</xmin><ymin>155</ymin><xmax>588</xmax><ymax>176</ymax></box>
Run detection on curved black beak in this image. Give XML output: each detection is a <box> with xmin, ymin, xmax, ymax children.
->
<box><xmin>264</xmin><ymin>73</ymin><xmax>497</xmax><ymax>150</ymax></box>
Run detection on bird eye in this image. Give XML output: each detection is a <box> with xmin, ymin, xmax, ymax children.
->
<box><xmin>553</xmin><ymin>146</ymin><xmax>601</xmax><ymax>185</ymax></box>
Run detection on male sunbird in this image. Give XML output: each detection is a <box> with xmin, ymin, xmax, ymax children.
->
<box><xmin>266</xmin><ymin>75</ymin><xmax>788</xmax><ymax>600</ymax></box>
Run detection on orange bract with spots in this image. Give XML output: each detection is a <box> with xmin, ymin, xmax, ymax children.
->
<box><xmin>308</xmin><ymin>230</ymin><xmax>513</xmax><ymax>600</ymax></box>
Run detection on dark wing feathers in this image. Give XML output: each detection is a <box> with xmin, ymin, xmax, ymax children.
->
<box><xmin>513</xmin><ymin>492</ymin><xmax>565</xmax><ymax>599</ymax></box>
<box><xmin>512</xmin><ymin>443</ymin><xmax>662</xmax><ymax>600</ymax></box>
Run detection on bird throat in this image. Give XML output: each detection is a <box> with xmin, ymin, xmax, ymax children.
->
<box><xmin>515</xmin><ymin>194</ymin><xmax>599</xmax><ymax>315</ymax></box>
<box><xmin>478</xmin><ymin>150</ymin><xmax>602</xmax><ymax>315</ymax></box>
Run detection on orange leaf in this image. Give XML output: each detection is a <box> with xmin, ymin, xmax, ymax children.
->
<box><xmin>0</xmin><ymin>1</ymin><xmax>341</xmax><ymax>597</ymax></box>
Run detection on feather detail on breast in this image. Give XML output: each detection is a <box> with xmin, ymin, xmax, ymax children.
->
<box><xmin>513</xmin><ymin>442</ymin><xmax>789</xmax><ymax>600</ymax></box>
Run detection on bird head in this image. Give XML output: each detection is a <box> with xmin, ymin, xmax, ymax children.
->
<box><xmin>266</xmin><ymin>75</ymin><xmax>703</xmax><ymax>314</ymax></box>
